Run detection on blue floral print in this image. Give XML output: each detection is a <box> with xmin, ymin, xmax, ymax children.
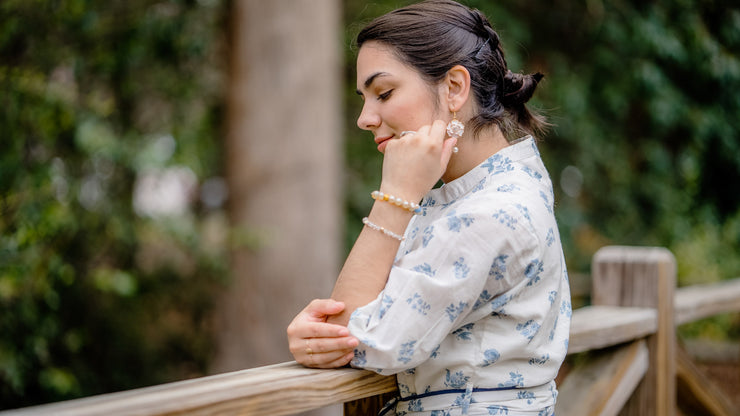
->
<box><xmin>561</xmin><ymin>300</ymin><xmax>572</xmax><ymax>318</ymax></box>
<box><xmin>481</xmin><ymin>154</ymin><xmax>514</xmax><ymax>175</ymax></box>
<box><xmin>489</xmin><ymin>254</ymin><xmax>508</xmax><ymax>280</ymax></box>
<box><xmin>398</xmin><ymin>341</ymin><xmax>416</xmax><ymax>364</ymax></box>
<box><xmin>525</xmin><ymin>259</ymin><xmax>544</xmax><ymax>286</ymax></box>
<box><xmin>447</xmin><ymin>212</ymin><xmax>475</xmax><ymax>232</ymax></box>
<box><xmin>529</xmin><ymin>354</ymin><xmax>550</xmax><ymax>365</ymax></box>
<box><xmin>522</xmin><ymin>166</ymin><xmax>542</xmax><ymax>181</ymax></box>
<box><xmin>516</xmin><ymin>319</ymin><xmax>541</xmax><ymax>341</ymax></box>
<box><xmin>445</xmin><ymin>301</ymin><xmax>468</xmax><ymax>322</ymax></box>
<box><xmin>516</xmin><ymin>203</ymin><xmax>532</xmax><ymax>223</ymax></box>
<box><xmin>546</xmin><ymin>228</ymin><xmax>555</xmax><ymax>246</ymax></box>
<box><xmin>353</xmin><ymin>349</ymin><xmax>367</xmax><ymax>366</ymax></box>
<box><xmin>539</xmin><ymin>190</ymin><xmax>553</xmax><ymax>214</ymax></box>
<box><xmin>430</xmin><ymin>344</ymin><xmax>441</xmax><ymax>359</ymax></box>
<box><xmin>496</xmin><ymin>183</ymin><xmax>519</xmax><ymax>193</ymax></box>
<box><xmin>518</xmin><ymin>390</ymin><xmax>536</xmax><ymax>405</ymax></box>
<box><xmin>480</xmin><ymin>348</ymin><xmax>500</xmax><ymax>367</ymax></box>
<box><xmin>406</xmin><ymin>293</ymin><xmax>431</xmax><ymax>316</ymax></box>
<box><xmin>412</xmin><ymin>263</ymin><xmax>436</xmax><ymax>277</ymax></box>
<box><xmin>452</xmin><ymin>323</ymin><xmax>474</xmax><ymax>341</ymax></box>
<box><xmin>498</xmin><ymin>371</ymin><xmax>525</xmax><ymax>388</ymax></box>
<box><xmin>472</xmin><ymin>177</ymin><xmax>487</xmax><ymax>193</ymax></box>
<box><xmin>444</xmin><ymin>369</ymin><xmax>470</xmax><ymax>388</ymax></box>
<box><xmin>492</xmin><ymin>209</ymin><xmax>517</xmax><ymax>230</ymax></box>
<box><xmin>422</xmin><ymin>226</ymin><xmax>434</xmax><ymax>248</ymax></box>
<box><xmin>487</xmin><ymin>405</ymin><xmax>510</xmax><ymax>415</ymax></box>
<box><xmin>408</xmin><ymin>399</ymin><xmax>424</xmax><ymax>411</ymax></box>
<box><xmin>473</xmin><ymin>289</ymin><xmax>493</xmax><ymax>310</ymax></box>
<box><xmin>453</xmin><ymin>257</ymin><xmax>470</xmax><ymax>279</ymax></box>
<box><xmin>345</xmin><ymin>137</ymin><xmax>570</xmax><ymax>415</ymax></box>
<box><xmin>379</xmin><ymin>294</ymin><xmax>394</xmax><ymax>319</ymax></box>
<box><xmin>490</xmin><ymin>294</ymin><xmax>511</xmax><ymax>313</ymax></box>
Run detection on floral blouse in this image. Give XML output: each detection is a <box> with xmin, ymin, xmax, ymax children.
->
<box><xmin>347</xmin><ymin>137</ymin><xmax>571</xmax><ymax>416</ymax></box>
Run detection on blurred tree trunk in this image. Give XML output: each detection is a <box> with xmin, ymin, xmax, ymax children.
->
<box><xmin>215</xmin><ymin>0</ymin><xmax>342</xmax><ymax>376</ymax></box>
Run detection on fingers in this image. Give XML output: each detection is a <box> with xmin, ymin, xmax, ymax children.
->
<box><xmin>410</xmin><ymin>120</ymin><xmax>445</xmax><ymax>146</ymax></box>
<box><xmin>440</xmin><ymin>136</ymin><xmax>458</xmax><ymax>166</ymax></box>
<box><xmin>286</xmin><ymin>298</ymin><xmax>347</xmax><ymax>338</ymax></box>
<box><xmin>304</xmin><ymin>298</ymin><xmax>346</xmax><ymax>320</ymax></box>
<box><xmin>289</xmin><ymin>333</ymin><xmax>358</xmax><ymax>356</ymax></box>
<box><xmin>298</xmin><ymin>349</ymin><xmax>356</xmax><ymax>369</ymax></box>
<box><xmin>288</xmin><ymin>317</ymin><xmax>350</xmax><ymax>339</ymax></box>
<box><xmin>291</xmin><ymin>335</ymin><xmax>359</xmax><ymax>368</ymax></box>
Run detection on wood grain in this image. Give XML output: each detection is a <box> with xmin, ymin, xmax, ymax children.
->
<box><xmin>556</xmin><ymin>340</ymin><xmax>648</xmax><ymax>416</ymax></box>
<box><xmin>592</xmin><ymin>246</ymin><xmax>677</xmax><ymax>416</ymax></box>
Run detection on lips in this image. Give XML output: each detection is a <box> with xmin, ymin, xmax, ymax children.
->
<box><xmin>374</xmin><ymin>134</ymin><xmax>394</xmax><ymax>153</ymax></box>
<box><xmin>374</xmin><ymin>134</ymin><xmax>394</xmax><ymax>145</ymax></box>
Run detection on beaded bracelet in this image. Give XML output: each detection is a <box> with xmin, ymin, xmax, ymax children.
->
<box><xmin>371</xmin><ymin>190</ymin><xmax>421</xmax><ymax>214</ymax></box>
<box><xmin>362</xmin><ymin>217</ymin><xmax>405</xmax><ymax>241</ymax></box>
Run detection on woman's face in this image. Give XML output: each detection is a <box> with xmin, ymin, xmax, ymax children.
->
<box><xmin>356</xmin><ymin>41</ymin><xmax>443</xmax><ymax>153</ymax></box>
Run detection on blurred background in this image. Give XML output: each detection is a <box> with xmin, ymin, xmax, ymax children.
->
<box><xmin>1</xmin><ymin>0</ymin><xmax>738</xmax><ymax>410</ymax></box>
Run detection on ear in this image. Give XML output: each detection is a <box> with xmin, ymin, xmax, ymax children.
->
<box><xmin>442</xmin><ymin>65</ymin><xmax>472</xmax><ymax>113</ymax></box>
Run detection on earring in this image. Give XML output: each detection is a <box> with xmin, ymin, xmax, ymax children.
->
<box><xmin>446</xmin><ymin>111</ymin><xmax>464</xmax><ymax>153</ymax></box>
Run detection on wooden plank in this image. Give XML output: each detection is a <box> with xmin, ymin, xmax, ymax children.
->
<box><xmin>592</xmin><ymin>246</ymin><xmax>677</xmax><ymax>416</ymax></box>
<box><xmin>675</xmin><ymin>345</ymin><xmax>738</xmax><ymax>416</ymax></box>
<box><xmin>568</xmin><ymin>305</ymin><xmax>657</xmax><ymax>354</ymax></box>
<box><xmin>343</xmin><ymin>391</ymin><xmax>398</xmax><ymax>416</ymax></box>
<box><xmin>556</xmin><ymin>340</ymin><xmax>649</xmax><ymax>416</ymax></box>
<box><xmin>8</xmin><ymin>273</ymin><xmax>740</xmax><ymax>416</ymax></box>
<box><xmin>0</xmin><ymin>362</ymin><xmax>397</xmax><ymax>416</ymax></box>
<box><xmin>674</xmin><ymin>278</ymin><xmax>740</xmax><ymax>326</ymax></box>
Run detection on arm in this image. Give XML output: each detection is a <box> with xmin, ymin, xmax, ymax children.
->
<box><xmin>328</xmin><ymin>121</ymin><xmax>457</xmax><ymax>325</ymax></box>
<box><xmin>287</xmin><ymin>121</ymin><xmax>456</xmax><ymax>368</ymax></box>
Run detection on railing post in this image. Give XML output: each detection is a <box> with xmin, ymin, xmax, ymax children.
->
<box><xmin>591</xmin><ymin>246</ymin><xmax>677</xmax><ymax>416</ymax></box>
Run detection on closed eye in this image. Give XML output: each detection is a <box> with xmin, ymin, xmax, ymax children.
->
<box><xmin>378</xmin><ymin>89</ymin><xmax>393</xmax><ymax>101</ymax></box>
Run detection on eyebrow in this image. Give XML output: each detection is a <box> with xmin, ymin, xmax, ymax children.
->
<box><xmin>356</xmin><ymin>71</ymin><xmax>390</xmax><ymax>95</ymax></box>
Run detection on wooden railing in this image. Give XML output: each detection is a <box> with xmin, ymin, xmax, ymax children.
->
<box><xmin>3</xmin><ymin>246</ymin><xmax>740</xmax><ymax>416</ymax></box>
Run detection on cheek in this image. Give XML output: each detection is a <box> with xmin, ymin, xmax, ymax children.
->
<box><xmin>391</xmin><ymin>96</ymin><xmax>437</xmax><ymax>127</ymax></box>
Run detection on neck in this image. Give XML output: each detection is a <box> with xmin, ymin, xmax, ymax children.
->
<box><xmin>441</xmin><ymin>127</ymin><xmax>510</xmax><ymax>183</ymax></box>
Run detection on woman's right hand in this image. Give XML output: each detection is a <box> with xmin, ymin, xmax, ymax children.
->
<box><xmin>287</xmin><ymin>299</ymin><xmax>359</xmax><ymax>368</ymax></box>
<box><xmin>380</xmin><ymin>120</ymin><xmax>458</xmax><ymax>203</ymax></box>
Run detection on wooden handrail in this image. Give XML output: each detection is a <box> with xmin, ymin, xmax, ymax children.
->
<box><xmin>4</xmin><ymin>276</ymin><xmax>740</xmax><ymax>416</ymax></box>
<box><xmin>2</xmin><ymin>362</ymin><xmax>397</xmax><ymax>416</ymax></box>
<box><xmin>675</xmin><ymin>278</ymin><xmax>740</xmax><ymax>325</ymax></box>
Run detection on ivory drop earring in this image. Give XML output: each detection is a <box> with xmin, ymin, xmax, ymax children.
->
<box><xmin>446</xmin><ymin>111</ymin><xmax>464</xmax><ymax>153</ymax></box>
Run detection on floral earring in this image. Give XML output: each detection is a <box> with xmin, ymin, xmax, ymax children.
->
<box><xmin>446</xmin><ymin>111</ymin><xmax>464</xmax><ymax>153</ymax></box>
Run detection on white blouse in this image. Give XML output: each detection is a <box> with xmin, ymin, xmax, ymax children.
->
<box><xmin>347</xmin><ymin>137</ymin><xmax>571</xmax><ymax>416</ymax></box>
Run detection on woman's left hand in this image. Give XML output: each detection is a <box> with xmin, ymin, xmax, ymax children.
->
<box><xmin>287</xmin><ymin>299</ymin><xmax>359</xmax><ymax>368</ymax></box>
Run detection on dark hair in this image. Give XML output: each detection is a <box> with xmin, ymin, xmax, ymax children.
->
<box><xmin>356</xmin><ymin>0</ymin><xmax>547</xmax><ymax>139</ymax></box>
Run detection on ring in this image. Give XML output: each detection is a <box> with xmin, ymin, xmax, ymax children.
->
<box><xmin>400</xmin><ymin>130</ymin><xmax>416</xmax><ymax>137</ymax></box>
<box><xmin>305</xmin><ymin>339</ymin><xmax>313</xmax><ymax>356</ymax></box>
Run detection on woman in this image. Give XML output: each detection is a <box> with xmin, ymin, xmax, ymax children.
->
<box><xmin>287</xmin><ymin>1</ymin><xmax>571</xmax><ymax>414</ymax></box>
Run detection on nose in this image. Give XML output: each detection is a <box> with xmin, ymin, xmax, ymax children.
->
<box><xmin>356</xmin><ymin>102</ymin><xmax>380</xmax><ymax>131</ymax></box>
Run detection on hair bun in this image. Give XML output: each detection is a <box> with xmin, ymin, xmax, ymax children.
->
<box><xmin>501</xmin><ymin>71</ymin><xmax>544</xmax><ymax>107</ymax></box>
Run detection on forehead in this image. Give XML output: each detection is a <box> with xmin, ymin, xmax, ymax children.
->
<box><xmin>356</xmin><ymin>42</ymin><xmax>419</xmax><ymax>88</ymax></box>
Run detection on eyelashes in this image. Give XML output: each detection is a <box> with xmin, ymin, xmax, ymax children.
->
<box><xmin>378</xmin><ymin>89</ymin><xmax>393</xmax><ymax>101</ymax></box>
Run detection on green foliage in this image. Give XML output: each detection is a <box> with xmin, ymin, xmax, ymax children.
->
<box><xmin>0</xmin><ymin>0</ymin><xmax>226</xmax><ymax>408</ymax></box>
<box><xmin>3</xmin><ymin>0</ymin><xmax>739</xmax><ymax>409</ymax></box>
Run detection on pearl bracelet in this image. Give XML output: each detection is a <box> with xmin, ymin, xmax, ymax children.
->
<box><xmin>371</xmin><ymin>190</ymin><xmax>421</xmax><ymax>214</ymax></box>
<box><xmin>362</xmin><ymin>217</ymin><xmax>405</xmax><ymax>241</ymax></box>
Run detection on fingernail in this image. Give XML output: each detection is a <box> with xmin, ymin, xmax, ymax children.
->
<box><xmin>348</xmin><ymin>338</ymin><xmax>359</xmax><ymax>347</ymax></box>
<box><xmin>338</xmin><ymin>328</ymin><xmax>349</xmax><ymax>336</ymax></box>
